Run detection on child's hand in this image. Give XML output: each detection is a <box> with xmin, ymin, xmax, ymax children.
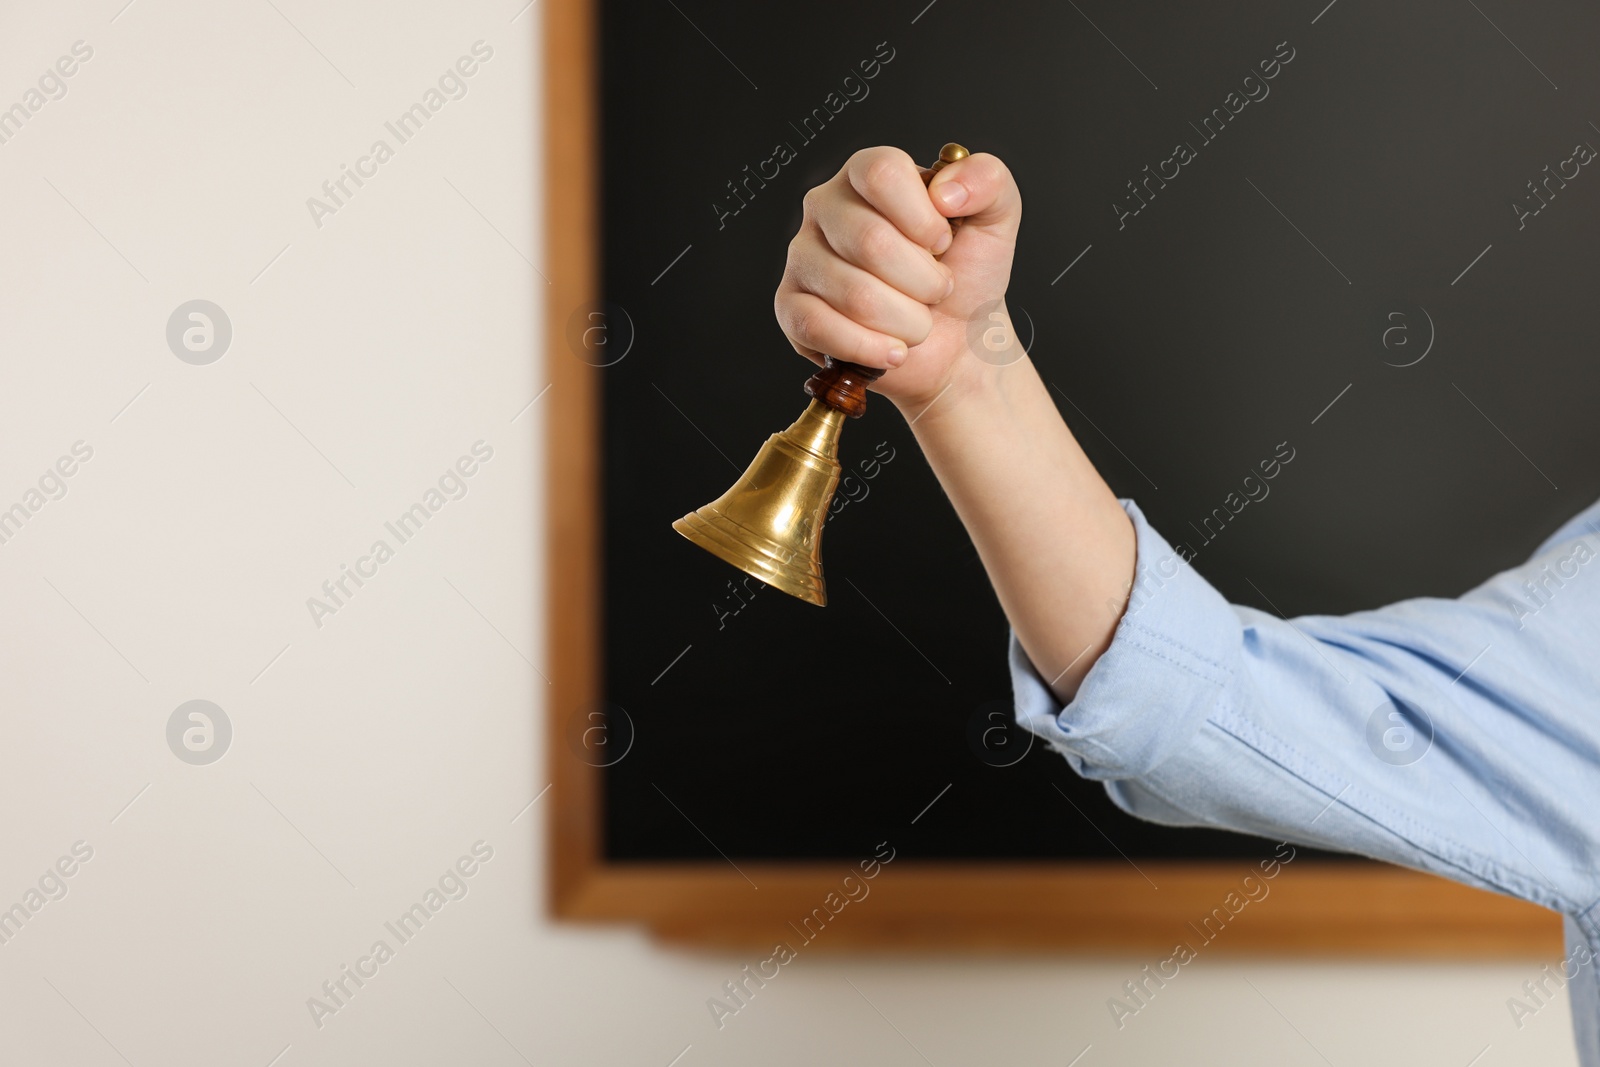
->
<box><xmin>774</xmin><ymin>146</ymin><xmax>1022</xmax><ymax>413</ymax></box>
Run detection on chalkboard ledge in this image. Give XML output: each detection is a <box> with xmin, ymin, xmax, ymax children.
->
<box><xmin>551</xmin><ymin>860</ymin><xmax>1557</xmax><ymax>955</ymax></box>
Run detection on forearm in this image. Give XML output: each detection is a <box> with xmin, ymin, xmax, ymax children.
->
<box><xmin>895</xmin><ymin>350</ymin><xmax>1136</xmax><ymax>702</ymax></box>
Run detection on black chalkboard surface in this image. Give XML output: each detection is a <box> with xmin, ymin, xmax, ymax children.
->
<box><xmin>597</xmin><ymin>0</ymin><xmax>1600</xmax><ymax>864</ymax></box>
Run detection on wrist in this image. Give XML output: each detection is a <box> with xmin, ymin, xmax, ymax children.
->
<box><xmin>891</xmin><ymin>349</ymin><xmax>1022</xmax><ymax>431</ymax></box>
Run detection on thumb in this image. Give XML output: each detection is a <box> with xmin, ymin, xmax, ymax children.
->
<box><xmin>927</xmin><ymin>152</ymin><xmax>1021</xmax><ymax>240</ymax></box>
<box><xmin>928</xmin><ymin>151</ymin><xmax>1024</xmax><ymax>287</ymax></box>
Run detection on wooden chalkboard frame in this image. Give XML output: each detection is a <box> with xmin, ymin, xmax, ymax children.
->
<box><xmin>544</xmin><ymin>0</ymin><xmax>1558</xmax><ymax>955</ymax></box>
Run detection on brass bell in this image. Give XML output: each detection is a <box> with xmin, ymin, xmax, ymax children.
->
<box><xmin>674</xmin><ymin>143</ymin><xmax>970</xmax><ymax>606</ymax></box>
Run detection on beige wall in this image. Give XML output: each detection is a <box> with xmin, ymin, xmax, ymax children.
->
<box><xmin>0</xmin><ymin>1</ymin><xmax>1577</xmax><ymax>1063</ymax></box>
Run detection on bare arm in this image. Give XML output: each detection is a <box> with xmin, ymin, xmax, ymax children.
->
<box><xmin>899</xmin><ymin>353</ymin><xmax>1134</xmax><ymax>700</ymax></box>
<box><xmin>774</xmin><ymin>146</ymin><xmax>1133</xmax><ymax>700</ymax></box>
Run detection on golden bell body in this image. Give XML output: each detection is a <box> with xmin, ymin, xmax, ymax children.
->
<box><xmin>673</xmin><ymin>399</ymin><xmax>845</xmax><ymax>606</ymax></box>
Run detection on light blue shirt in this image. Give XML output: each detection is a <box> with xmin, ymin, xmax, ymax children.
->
<box><xmin>1009</xmin><ymin>497</ymin><xmax>1600</xmax><ymax>1062</ymax></box>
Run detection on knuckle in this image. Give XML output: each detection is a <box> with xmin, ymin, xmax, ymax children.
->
<box><xmin>846</xmin><ymin>146</ymin><xmax>880</xmax><ymax>170</ymax></box>
<box><xmin>851</xmin><ymin>144</ymin><xmax>899</xmax><ymax>167</ymax></box>
<box><xmin>855</xmin><ymin>220</ymin><xmax>898</xmax><ymax>265</ymax></box>
<box><xmin>784</xmin><ymin>304</ymin><xmax>816</xmax><ymax>345</ymax></box>
<box><xmin>838</xmin><ymin>279</ymin><xmax>880</xmax><ymax>322</ymax></box>
<box><xmin>856</xmin><ymin>146</ymin><xmax>910</xmax><ymax>191</ymax></box>
<box><xmin>774</xmin><ymin>288</ymin><xmax>802</xmax><ymax>330</ymax></box>
<box><xmin>785</xmin><ymin>227</ymin><xmax>811</xmax><ymax>266</ymax></box>
<box><xmin>785</xmin><ymin>227</ymin><xmax>830</xmax><ymax>285</ymax></box>
<box><xmin>861</xmin><ymin>153</ymin><xmax>904</xmax><ymax>197</ymax></box>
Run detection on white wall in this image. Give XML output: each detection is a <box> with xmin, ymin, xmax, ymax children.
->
<box><xmin>0</xmin><ymin>2</ymin><xmax>1578</xmax><ymax>1064</ymax></box>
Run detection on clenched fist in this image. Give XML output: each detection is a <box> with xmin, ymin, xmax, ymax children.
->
<box><xmin>774</xmin><ymin>145</ymin><xmax>1023</xmax><ymax>413</ymax></box>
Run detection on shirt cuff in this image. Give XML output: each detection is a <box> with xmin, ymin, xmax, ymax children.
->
<box><xmin>1007</xmin><ymin>497</ymin><xmax>1241</xmax><ymax>780</ymax></box>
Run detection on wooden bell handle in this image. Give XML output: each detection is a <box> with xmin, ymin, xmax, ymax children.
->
<box><xmin>803</xmin><ymin>142</ymin><xmax>970</xmax><ymax>418</ymax></box>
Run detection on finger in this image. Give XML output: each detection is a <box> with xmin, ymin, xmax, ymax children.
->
<box><xmin>926</xmin><ymin>151</ymin><xmax>1021</xmax><ymax>241</ymax></box>
<box><xmin>811</xmin><ymin>189</ymin><xmax>954</xmax><ymax>306</ymax></box>
<box><xmin>841</xmin><ymin>146</ymin><xmax>954</xmax><ymax>254</ymax></box>
<box><xmin>774</xmin><ymin>287</ymin><xmax>908</xmax><ymax>370</ymax></box>
<box><xmin>790</xmin><ymin>245</ymin><xmax>935</xmax><ymax>348</ymax></box>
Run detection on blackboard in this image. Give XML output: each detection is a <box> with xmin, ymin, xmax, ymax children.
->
<box><xmin>554</xmin><ymin>0</ymin><xmax>1592</xmax><ymax>941</ymax></box>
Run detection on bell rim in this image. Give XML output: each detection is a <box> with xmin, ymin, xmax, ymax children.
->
<box><xmin>673</xmin><ymin>511</ymin><xmax>827</xmax><ymax>607</ymax></box>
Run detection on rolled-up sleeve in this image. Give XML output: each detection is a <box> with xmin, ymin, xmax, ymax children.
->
<box><xmin>1010</xmin><ymin>497</ymin><xmax>1600</xmax><ymax>913</ymax></box>
<box><xmin>1008</xmin><ymin>497</ymin><xmax>1239</xmax><ymax>781</ymax></box>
